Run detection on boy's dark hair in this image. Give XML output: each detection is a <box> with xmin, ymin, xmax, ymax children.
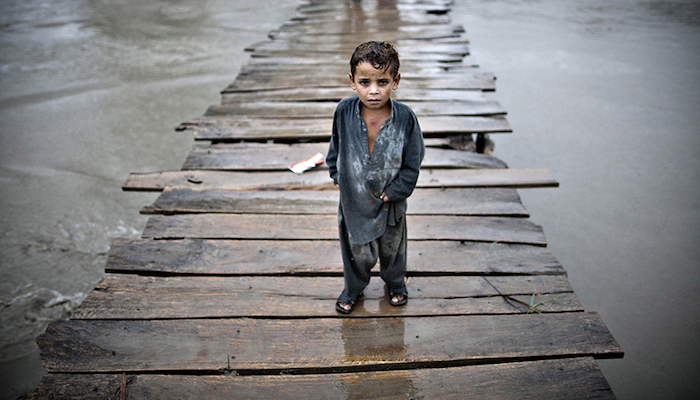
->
<box><xmin>350</xmin><ymin>41</ymin><xmax>400</xmax><ymax>78</ymax></box>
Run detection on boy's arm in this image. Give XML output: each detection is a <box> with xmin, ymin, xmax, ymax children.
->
<box><xmin>326</xmin><ymin>109</ymin><xmax>340</xmax><ymax>185</ymax></box>
<box><xmin>383</xmin><ymin>114</ymin><xmax>425</xmax><ymax>202</ymax></box>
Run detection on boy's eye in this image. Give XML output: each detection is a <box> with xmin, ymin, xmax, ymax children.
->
<box><xmin>379</xmin><ymin>80</ymin><xmax>389</xmax><ymax>85</ymax></box>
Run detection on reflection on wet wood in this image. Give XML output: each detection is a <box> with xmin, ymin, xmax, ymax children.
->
<box><xmin>105</xmin><ymin>238</ymin><xmax>564</xmax><ymax>276</ymax></box>
<box><xmin>23</xmin><ymin>357</ymin><xmax>616</xmax><ymax>400</ymax></box>
<box><xmin>37</xmin><ymin>313</ymin><xmax>620</xmax><ymax>374</ymax></box>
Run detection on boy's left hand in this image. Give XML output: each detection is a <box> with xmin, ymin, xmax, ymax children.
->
<box><xmin>380</xmin><ymin>193</ymin><xmax>390</xmax><ymax>202</ymax></box>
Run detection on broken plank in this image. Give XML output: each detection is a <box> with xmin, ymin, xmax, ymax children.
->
<box><xmin>24</xmin><ymin>358</ymin><xmax>615</xmax><ymax>400</ymax></box>
<box><xmin>180</xmin><ymin>115</ymin><xmax>510</xmax><ymax>141</ymax></box>
<box><xmin>121</xmin><ymin>169</ymin><xmax>557</xmax><ymax>192</ymax></box>
<box><xmin>71</xmin><ymin>275</ymin><xmax>578</xmax><ymax>320</ymax></box>
<box><xmin>105</xmin><ymin>238</ymin><xmax>564</xmax><ymax>276</ymax></box>
<box><xmin>36</xmin><ymin>313</ymin><xmax>623</xmax><ymax>373</ymax></box>
<box><xmin>203</xmin><ymin>100</ymin><xmax>506</xmax><ymax>118</ymax></box>
<box><xmin>140</xmin><ymin>214</ymin><xmax>548</xmax><ymax>245</ymax></box>
<box><xmin>181</xmin><ymin>143</ymin><xmax>507</xmax><ymax>171</ymax></box>
<box><xmin>140</xmin><ymin>188</ymin><xmax>528</xmax><ymax>217</ymax></box>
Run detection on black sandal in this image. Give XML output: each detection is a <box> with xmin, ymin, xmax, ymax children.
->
<box><xmin>388</xmin><ymin>286</ymin><xmax>408</xmax><ymax>307</ymax></box>
<box><xmin>335</xmin><ymin>292</ymin><xmax>363</xmax><ymax>314</ymax></box>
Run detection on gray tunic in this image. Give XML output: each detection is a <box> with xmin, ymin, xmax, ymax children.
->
<box><xmin>326</xmin><ymin>96</ymin><xmax>425</xmax><ymax>245</ymax></box>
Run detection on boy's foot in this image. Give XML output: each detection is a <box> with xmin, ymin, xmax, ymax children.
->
<box><xmin>335</xmin><ymin>292</ymin><xmax>363</xmax><ymax>314</ymax></box>
<box><xmin>388</xmin><ymin>287</ymin><xmax>408</xmax><ymax>306</ymax></box>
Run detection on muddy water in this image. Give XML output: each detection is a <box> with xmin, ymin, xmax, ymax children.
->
<box><xmin>0</xmin><ymin>0</ymin><xmax>298</xmax><ymax>397</ymax></box>
<box><xmin>451</xmin><ymin>1</ymin><xmax>700</xmax><ymax>399</ymax></box>
<box><xmin>1</xmin><ymin>0</ymin><xmax>698</xmax><ymax>399</ymax></box>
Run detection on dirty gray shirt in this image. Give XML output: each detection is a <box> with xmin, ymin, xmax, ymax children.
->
<box><xmin>326</xmin><ymin>96</ymin><xmax>425</xmax><ymax>245</ymax></box>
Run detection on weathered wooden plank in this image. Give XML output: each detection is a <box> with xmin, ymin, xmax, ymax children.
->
<box><xmin>250</xmin><ymin>50</ymin><xmax>464</xmax><ymax>63</ymax></box>
<box><xmin>181</xmin><ymin>143</ymin><xmax>507</xmax><ymax>171</ymax></box>
<box><xmin>248</xmin><ymin>39</ymin><xmax>467</xmax><ymax>54</ymax></box>
<box><xmin>23</xmin><ymin>358</ymin><xmax>616</xmax><ymax>400</ymax></box>
<box><xmin>203</xmin><ymin>100</ymin><xmax>505</xmax><ymax>118</ymax></box>
<box><xmin>121</xmin><ymin>169</ymin><xmax>557</xmax><ymax>192</ymax></box>
<box><xmin>220</xmin><ymin>87</ymin><xmax>485</xmax><ymax>103</ymax></box>
<box><xmin>237</xmin><ymin>62</ymin><xmax>481</xmax><ymax>76</ymax></box>
<box><xmin>105</xmin><ymin>238</ymin><xmax>564</xmax><ymax>276</ymax></box>
<box><xmin>140</xmin><ymin>214</ymin><xmax>547</xmax><ymax>245</ymax></box>
<box><xmin>71</xmin><ymin>275</ymin><xmax>579</xmax><ymax>320</ymax></box>
<box><xmin>140</xmin><ymin>188</ymin><xmax>527</xmax><ymax>217</ymax></box>
<box><xmin>180</xmin><ymin>115</ymin><xmax>510</xmax><ymax>141</ymax></box>
<box><xmin>36</xmin><ymin>313</ymin><xmax>623</xmax><ymax>373</ymax></box>
<box><xmin>268</xmin><ymin>25</ymin><xmax>464</xmax><ymax>40</ymax></box>
<box><xmin>225</xmin><ymin>74</ymin><xmax>495</xmax><ymax>91</ymax></box>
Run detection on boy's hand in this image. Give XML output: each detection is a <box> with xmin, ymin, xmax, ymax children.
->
<box><xmin>380</xmin><ymin>193</ymin><xmax>390</xmax><ymax>202</ymax></box>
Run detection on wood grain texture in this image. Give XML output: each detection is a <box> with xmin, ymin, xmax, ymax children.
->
<box><xmin>22</xmin><ymin>358</ymin><xmax>615</xmax><ymax>400</ymax></box>
<box><xmin>219</xmin><ymin>87</ymin><xmax>486</xmax><ymax>103</ymax></box>
<box><xmin>71</xmin><ymin>274</ymin><xmax>578</xmax><ymax>319</ymax></box>
<box><xmin>181</xmin><ymin>115</ymin><xmax>510</xmax><ymax>140</ymax></box>
<box><xmin>203</xmin><ymin>100</ymin><xmax>505</xmax><ymax>118</ymax></box>
<box><xmin>105</xmin><ymin>238</ymin><xmax>564</xmax><ymax>276</ymax></box>
<box><xmin>37</xmin><ymin>313</ymin><xmax>622</xmax><ymax>374</ymax></box>
<box><xmin>121</xmin><ymin>168</ymin><xmax>557</xmax><ymax>192</ymax></box>
<box><xmin>181</xmin><ymin>143</ymin><xmax>508</xmax><ymax>171</ymax></box>
<box><xmin>141</xmin><ymin>188</ymin><xmax>528</xmax><ymax>217</ymax></box>
<box><xmin>140</xmin><ymin>214</ymin><xmax>548</xmax><ymax>245</ymax></box>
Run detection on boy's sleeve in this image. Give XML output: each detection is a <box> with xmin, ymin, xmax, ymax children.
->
<box><xmin>383</xmin><ymin>112</ymin><xmax>425</xmax><ymax>202</ymax></box>
<box><xmin>326</xmin><ymin>108</ymin><xmax>340</xmax><ymax>185</ymax></box>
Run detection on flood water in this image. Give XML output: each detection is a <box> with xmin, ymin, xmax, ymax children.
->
<box><xmin>0</xmin><ymin>0</ymin><xmax>698</xmax><ymax>399</ymax></box>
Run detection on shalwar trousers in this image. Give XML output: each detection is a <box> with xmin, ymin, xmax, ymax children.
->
<box><xmin>338</xmin><ymin>208</ymin><xmax>408</xmax><ymax>300</ymax></box>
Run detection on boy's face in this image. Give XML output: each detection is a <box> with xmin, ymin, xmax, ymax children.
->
<box><xmin>349</xmin><ymin>62</ymin><xmax>400</xmax><ymax>111</ymax></box>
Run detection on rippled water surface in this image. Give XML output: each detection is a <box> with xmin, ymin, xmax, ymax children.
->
<box><xmin>1</xmin><ymin>0</ymin><xmax>698</xmax><ymax>399</ymax></box>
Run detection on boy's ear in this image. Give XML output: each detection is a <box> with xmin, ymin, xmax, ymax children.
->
<box><xmin>392</xmin><ymin>72</ymin><xmax>401</xmax><ymax>89</ymax></box>
<box><xmin>349</xmin><ymin>73</ymin><xmax>356</xmax><ymax>90</ymax></box>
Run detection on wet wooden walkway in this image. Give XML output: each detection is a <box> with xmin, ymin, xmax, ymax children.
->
<box><xmin>26</xmin><ymin>0</ymin><xmax>622</xmax><ymax>398</ymax></box>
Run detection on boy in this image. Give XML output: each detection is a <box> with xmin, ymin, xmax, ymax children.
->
<box><xmin>326</xmin><ymin>41</ymin><xmax>425</xmax><ymax>314</ymax></box>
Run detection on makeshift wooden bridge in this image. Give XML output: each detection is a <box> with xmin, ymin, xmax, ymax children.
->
<box><xmin>26</xmin><ymin>0</ymin><xmax>622</xmax><ymax>398</ymax></box>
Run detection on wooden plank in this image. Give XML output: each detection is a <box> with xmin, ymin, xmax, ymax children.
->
<box><xmin>36</xmin><ymin>313</ymin><xmax>623</xmax><ymax>373</ymax></box>
<box><xmin>121</xmin><ymin>169</ymin><xmax>557</xmax><ymax>192</ymax></box>
<box><xmin>237</xmin><ymin>62</ymin><xmax>481</xmax><ymax>76</ymax></box>
<box><xmin>248</xmin><ymin>39</ymin><xmax>467</xmax><ymax>54</ymax></box>
<box><xmin>219</xmin><ymin>87</ymin><xmax>485</xmax><ymax>103</ymax></box>
<box><xmin>268</xmin><ymin>25</ymin><xmax>464</xmax><ymax>41</ymax></box>
<box><xmin>225</xmin><ymin>74</ymin><xmax>496</xmax><ymax>91</ymax></box>
<box><xmin>203</xmin><ymin>100</ymin><xmax>506</xmax><ymax>118</ymax></box>
<box><xmin>180</xmin><ymin>143</ymin><xmax>508</xmax><ymax>171</ymax></box>
<box><xmin>23</xmin><ymin>358</ymin><xmax>616</xmax><ymax>400</ymax></box>
<box><xmin>105</xmin><ymin>238</ymin><xmax>564</xmax><ymax>276</ymax></box>
<box><xmin>71</xmin><ymin>275</ymin><xmax>579</xmax><ymax>320</ymax></box>
<box><xmin>179</xmin><ymin>115</ymin><xmax>511</xmax><ymax>141</ymax></box>
<box><xmin>140</xmin><ymin>214</ymin><xmax>548</xmax><ymax>245</ymax></box>
<box><xmin>250</xmin><ymin>50</ymin><xmax>464</xmax><ymax>63</ymax></box>
<box><xmin>140</xmin><ymin>188</ymin><xmax>527</xmax><ymax>217</ymax></box>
